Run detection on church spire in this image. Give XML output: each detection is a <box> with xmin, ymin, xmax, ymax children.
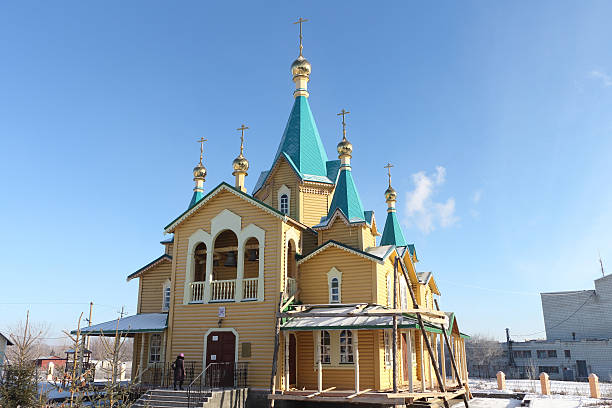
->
<box><xmin>290</xmin><ymin>18</ymin><xmax>311</xmax><ymax>98</ymax></box>
<box><xmin>189</xmin><ymin>137</ymin><xmax>207</xmax><ymax>209</ymax></box>
<box><xmin>232</xmin><ymin>124</ymin><xmax>249</xmax><ymax>193</ymax></box>
<box><xmin>380</xmin><ymin>163</ymin><xmax>408</xmax><ymax>247</ymax></box>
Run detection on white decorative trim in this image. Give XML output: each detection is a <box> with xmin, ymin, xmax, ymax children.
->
<box><xmin>297</xmin><ymin>241</ymin><xmax>387</xmax><ymax>266</ymax></box>
<box><xmin>184</xmin><ymin>210</ymin><xmax>266</xmax><ymax>304</ymax></box>
<box><xmin>202</xmin><ymin>328</ymin><xmax>239</xmax><ymax>366</ymax></box>
<box><xmin>278</xmin><ymin>184</ymin><xmax>291</xmax><ymax>215</ymax></box>
<box><xmin>162</xmin><ymin>279</ymin><xmax>171</xmax><ymax>312</ymax></box>
<box><xmin>312</xmin><ymin>208</ymin><xmax>367</xmax><ymax>231</ymax></box>
<box><xmin>327</xmin><ymin>267</ymin><xmax>342</xmax><ymax>304</ymax></box>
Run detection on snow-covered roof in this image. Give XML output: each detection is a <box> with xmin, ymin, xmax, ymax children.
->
<box><xmin>73</xmin><ymin>313</ymin><xmax>168</xmax><ymax>336</ymax></box>
<box><xmin>0</xmin><ymin>332</ymin><xmax>13</xmax><ymax>346</ymax></box>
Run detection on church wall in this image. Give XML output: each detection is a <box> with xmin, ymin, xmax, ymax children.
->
<box><xmin>301</xmin><ymin>229</ymin><xmax>318</xmax><ymax>255</ymax></box>
<box><xmin>298</xmin><ymin>246</ymin><xmax>377</xmax><ymax>304</ymax></box>
<box><xmin>138</xmin><ymin>262</ymin><xmax>172</xmax><ymax>314</ymax></box>
<box><xmin>299</xmin><ymin>187</ymin><xmax>330</xmax><ymax>227</ymax></box>
<box><xmin>318</xmin><ymin>220</ymin><xmax>361</xmax><ymax>249</ymax></box>
<box><xmin>269</xmin><ymin>159</ymin><xmax>299</xmax><ymax>220</ymax></box>
<box><xmin>360</xmin><ymin>226</ymin><xmax>377</xmax><ymax>249</ymax></box>
<box><xmin>294</xmin><ymin>330</ymin><xmax>377</xmax><ymax>390</ymax></box>
<box><xmin>164</xmin><ymin>243</ymin><xmax>174</xmax><ymax>255</ymax></box>
<box><xmin>167</xmin><ymin>189</ymin><xmax>284</xmax><ymax>388</ymax></box>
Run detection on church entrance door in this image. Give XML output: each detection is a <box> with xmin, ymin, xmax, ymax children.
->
<box><xmin>206</xmin><ymin>331</ymin><xmax>236</xmax><ymax>387</ymax></box>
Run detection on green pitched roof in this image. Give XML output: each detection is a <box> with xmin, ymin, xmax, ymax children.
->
<box><xmin>380</xmin><ymin>210</ymin><xmax>408</xmax><ymax>247</ymax></box>
<box><xmin>272</xmin><ymin>95</ymin><xmax>329</xmax><ymax>177</ymax></box>
<box><xmin>326</xmin><ymin>168</ymin><xmax>365</xmax><ymax>222</ymax></box>
<box><xmin>188</xmin><ymin>190</ymin><xmax>204</xmax><ymax>209</ymax></box>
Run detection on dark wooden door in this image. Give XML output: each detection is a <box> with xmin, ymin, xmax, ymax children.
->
<box><xmin>289</xmin><ymin>334</ymin><xmax>297</xmax><ymax>386</ymax></box>
<box><xmin>206</xmin><ymin>331</ymin><xmax>236</xmax><ymax>387</ymax></box>
<box><xmin>576</xmin><ymin>360</ymin><xmax>587</xmax><ymax>378</ymax></box>
<box><xmin>402</xmin><ymin>333</ymin><xmax>410</xmax><ymax>382</ymax></box>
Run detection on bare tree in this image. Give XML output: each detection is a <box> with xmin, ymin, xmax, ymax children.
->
<box><xmin>465</xmin><ymin>334</ymin><xmax>503</xmax><ymax>378</ymax></box>
<box><xmin>0</xmin><ymin>311</ymin><xmax>46</xmax><ymax>408</ymax></box>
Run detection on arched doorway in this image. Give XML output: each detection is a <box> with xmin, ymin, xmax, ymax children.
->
<box><xmin>205</xmin><ymin>330</ymin><xmax>236</xmax><ymax>387</ymax></box>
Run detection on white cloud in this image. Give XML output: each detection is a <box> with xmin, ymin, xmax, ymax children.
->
<box><xmin>590</xmin><ymin>70</ymin><xmax>612</xmax><ymax>87</ymax></box>
<box><xmin>472</xmin><ymin>190</ymin><xmax>482</xmax><ymax>204</ymax></box>
<box><xmin>404</xmin><ymin>166</ymin><xmax>458</xmax><ymax>233</ymax></box>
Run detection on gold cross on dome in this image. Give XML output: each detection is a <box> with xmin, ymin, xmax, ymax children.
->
<box><xmin>384</xmin><ymin>163</ymin><xmax>394</xmax><ymax>187</ymax></box>
<box><xmin>197</xmin><ymin>137</ymin><xmax>207</xmax><ymax>164</ymax></box>
<box><xmin>293</xmin><ymin>17</ymin><xmax>308</xmax><ymax>56</ymax></box>
<box><xmin>337</xmin><ymin>109</ymin><xmax>350</xmax><ymax>139</ymax></box>
<box><xmin>236</xmin><ymin>124</ymin><xmax>249</xmax><ymax>155</ymax></box>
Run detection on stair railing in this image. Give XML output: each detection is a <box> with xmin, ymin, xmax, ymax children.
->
<box><xmin>187</xmin><ymin>362</ymin><xmax>214</xmax><ymax>408</ymax></box>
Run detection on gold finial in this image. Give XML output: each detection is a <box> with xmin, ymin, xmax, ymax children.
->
<box><xmin>293</xmin><ymin>17</ymin><xmax>308</xmax><ymax>57</ymax></box>
<box><xmin>384</xmin><ymin>162</ymin><xmax>394</xmax><ymax>188</ymax></box>
<box><xmin>197</xmin><ymin>137</ymin><xmax>207</xmax><ymax>165</ymax></box>
<box><xmin>236</xmin><ymin>124</ymin><xmax>249</xmax><ymax>156</ymax></box>
<box><xmin>337</xmin><ymin>109</ymin><xmax>350</xmax><ymax>141</ymax></box>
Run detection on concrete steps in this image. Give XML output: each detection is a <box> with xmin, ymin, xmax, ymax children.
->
<box><xmin>133</xmin><ymin>389</ymin><xmax>211</xmax><ymax>408</ymax></box>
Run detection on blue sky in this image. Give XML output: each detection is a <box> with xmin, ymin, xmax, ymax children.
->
<box><xmin>1</xmin><ymin>1</ymin><xmax>612</xmax><ymax>343</ymax></box>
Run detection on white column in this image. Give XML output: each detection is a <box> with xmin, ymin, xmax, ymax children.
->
<box><xmin>316</xmin><ymin>331</ymin><xmax>323</xmax><ymax>393</ymax></box>
<box><xmin>203</xmin><ymin>243</ymin><xmax>214</xmax><ymax>302</ymax></box>
<box><xmin>407</xmin><ymin>331</ymin><xmax>413</xmax><ymax>392</ymax></box>
<box><xmin>284</xmin><ymin>332</ymin><xmax>289</xmax><ymax>390</ymax></box>
<box><xmin>139</xmin><ymin>334</ymin><xmax>145</xmax><ymax>380</ymax></box>
<box><xmin>420</xmin><ymin>332</ymin><xmax>425</xmax><ymax>392</ymax></box>
<box><xmin>354</xmin><ymin>330</ymin><xmax>359</xmax><ymax>393</ymax></box>
<box><xmin>235</xmin><ymin>239</ymin><xmax>245</xmax><ymax>302</ymax></box>
<box><xmin>257</xmin><ymin>241</ymin><xmax>265</xmax><ymax>301</ymax></box>
<box><xmin>427</xmin><ymin>333</ymin><xmax>433</xmax><ymax>390</ymax></box>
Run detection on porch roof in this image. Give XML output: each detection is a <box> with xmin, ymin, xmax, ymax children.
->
<box><xmin>281</xmin><ymin>305</ymin><xmax>421</xmax><ymax>331</ymax></box>
<box><xmin>72</xmin><ymin>313</ymin><xmax>168</xmax><ymax>336</ymax></box>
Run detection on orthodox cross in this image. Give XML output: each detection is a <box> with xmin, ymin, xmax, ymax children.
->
<box><xmin>384</xmin><ymin>162</ymin><xmax>394</xmax><ymax>187</ymax></box>
<box><xmin>337</xmin><ymin>109</ymin><xmax>350</xmax><ymax>140</ymax></box>
<box><xmin>293</xmin><ymin>17</ymin><xmax>308</xmax><ymax>56</ymax></box>
<box><xmin>197</xmin><ymin>137</ymin><xmax>207</xmax><ymax>164</ymax></box>
<box><xmin>237</xmin><ymin>124</ymin><xmax>249</xmax><ymax>155</ymax></box>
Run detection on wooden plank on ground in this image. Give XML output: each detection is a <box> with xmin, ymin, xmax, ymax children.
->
<box><xmin>346</xmin><ymin>388</ymin><xmax>371</xmax><ymax>399</ymax></box>
<box><xmin>306</xmin><ymin>386</ymin><xmax>335</xmax><ymax>398</ymax></box>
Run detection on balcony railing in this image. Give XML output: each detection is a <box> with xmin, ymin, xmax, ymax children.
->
<box><xmin>287</xmin><ymin>277</ymin><xmax>297</xmax><ymax>298</ymax></box>
<box><xmin>242</xmin><ymin>278</ymin><xmax>258</xmax><ymax>300</ymax></box>
<box><xmin>190</xmin><ymin>281</ymin><xmax>205</xmax><ymax>303</ymax></box>
<box><xmin>210</xmin><ymin>279</ymin><xmax>236</xmax><ymax>302</ymax></box>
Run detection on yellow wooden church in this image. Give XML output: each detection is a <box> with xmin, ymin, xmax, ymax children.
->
<box><xmin>81</xmin><ymin>21</ymin><xmax>470</xmax><ymax>407</ymax></box>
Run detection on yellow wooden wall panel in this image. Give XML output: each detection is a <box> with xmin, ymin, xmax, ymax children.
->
<box><xmin>139</xmin><ymin>262</ymin><xmax>172</xmax><ymax>314</ymax></box>
<box><xmin>319</xmin><ymin>221</ymin><xmax>360</xmax><ymax>249</ymax></box>
<box><xmin>169</xmin><ymin>189</ymin><xmax>284</xmax><ymax>387</ymax></box>
<box><xmin>300</xmin><ymin>191</ymin><xmax>329</xmax><ymax>227</ymax></box>
<box><xmin>298</xmin><ymin>246</ymin><xmax>377</xmax><ymax>304</ymax></box>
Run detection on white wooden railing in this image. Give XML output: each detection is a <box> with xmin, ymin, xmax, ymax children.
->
<box><xmin>210</xmin><ymin>279</ymin><xmax>236</xmax><ymax>302</ymax></box>
<box><xmin>190</xmin><ymin>281</ymin><xmax>205</xmax><ymax>303</ymax></box>
<box><xmin>242</xmin><ymin>278</ymin><xmax>258</xmax><ymax>300</ymax></box>
<box><xmin>287</xmin><ymin>277</ymin><xmax>297</xmax><ymax>298</ymax></box>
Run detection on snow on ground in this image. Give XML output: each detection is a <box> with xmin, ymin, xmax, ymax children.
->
<box><xmin>470</xmin><ymin>378</ymin><xmax>612</xmax><ymax>397</ymax></box>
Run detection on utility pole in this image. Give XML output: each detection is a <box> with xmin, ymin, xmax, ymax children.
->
<box><xmin>506</xmin><ymin>328</ymin><xmax>515</xmax><ymax>368</ymax></box>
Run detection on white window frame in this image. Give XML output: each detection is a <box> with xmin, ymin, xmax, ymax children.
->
<box><xmin>277</xmin><ymin>185</ymin><xmax>291</xmax><ymax>215</ymax></box>
<box><xmin>339</xmin><ymin>330</ymin><xmax>354</xmax><ymax>364</ymax></box>
<box><xmin>320</xmin><ymin>330</ymin><xmax>331</xmax><ymax>364</ymax></box>
<box><xmin>327</xmin><ymin>268</ymin><xmax>342</xmax><ymax>304</ymax></box>
<box><xmin>162</xmin><ymin>279</ymin><xmax>171</xmax><ymax>312</ymax></box>
<box><xmin>384</xmin><ymin>330</ymin><xmax>392</xmax><ymax>367</ymax></box>
<box><xmin>149</xmin><ymin>334</ymin><xmax>161</xmax><ymax>364</ymax></box>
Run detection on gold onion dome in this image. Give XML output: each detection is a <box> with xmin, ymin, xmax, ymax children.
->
<box><xmin>291</xmin><ymin>55</ymin><xmax>311</xmax><ymax>78</ymax></box>
<box><xmin>232</xmin><ymin>154</ymin><xmax>249</xmax><ymax>173</ymax></box>
<box><xmin>337</xmin><ymin>137</ymin><xmax>353</xmax><ymax>157</ymax></box>
<box><xmin>385</xmin><ymin>186</ymin><xmax>397</xmax><ymax>202</ymax></box>
<box><xmin>193</xmin><ymin>163</ymin><xmax>207</xmax><ymax>179</ymax></box>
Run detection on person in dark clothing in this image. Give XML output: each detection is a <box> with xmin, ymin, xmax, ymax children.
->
<box><xmin>172</xmin><ymin>353</ymin><xmax>186</xmax><ymax>390</ymax></box>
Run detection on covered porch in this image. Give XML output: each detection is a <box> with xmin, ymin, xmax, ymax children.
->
<box><xmin>270</xmin><ymin>304</ymin><xmax>470</xmax><ymax>406</ymax></box>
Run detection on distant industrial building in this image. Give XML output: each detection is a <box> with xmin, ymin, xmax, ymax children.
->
<box><xmin>469</xmin><ymin>274</ymin><xmax>612</xmax><ymax>380</ymax></box>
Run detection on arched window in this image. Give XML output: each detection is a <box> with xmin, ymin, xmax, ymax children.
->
<box><xmin>330</xmin><ymin>278</ymin><xmax>339</xmax><ymax>303</ymax></box>
<box><xmin>327</xmin><ymin>268</ymin><xmax>342</xmax><ymax>304</ymax></box>
<box><xmin>162</xmin><ymin>279</ymin><xmax>171</xmax><ymax>312</ymax></box>
<box><xmin>400</xmin><ymin>278</ymin><xmax>408</xmax><ymax>310</ymax></box>
<box><xmin>286</xmin><ymin>240</ymin><xmax>297</xmax><ymax>297</ymax></box>
<box><xmin>339</xmin><ymin>330</ymin><xmax>354</xmax><ymax>364</ymax></box>
<box><xmin>280</xmin><ymin>194</ymin><xmax>289</xmax><ymax>215</ymax></box>
<box><xmin>211</xmin><ymin>230</ymin><xmax>238</xmax><ymax>301</ymax></box>
<box><xmin>320</xmin><ymin>330</ymin><xmax>331</xmax><ymax>364</ymax></box>
<box><xmin>243</xmin><ymin>237</ymin><xmax>260</xmax><ymax>300</ymax></box>
<box><xmin>149</xmin><ymin>334</ymin><xmax>161</xmax><ymax>363</ymax></box>
<box><xmin>194</xmin><ymin>243</ymin><xmax>207</xmax><ymax>282</ymax></box>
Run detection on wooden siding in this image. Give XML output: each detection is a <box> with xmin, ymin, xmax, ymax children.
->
<box><xmin>167</xmin><ymin>189</ymin><xmax>283</xmax><ymax>388</ymax></box>
<box><xmin>360</xmin><ymin>226</ymin><xmax>377</xmax><ymax>249</ymax></box>
<box><xmin>294</xmin><ymin>330</ymin><xmax>376</xmax><ymax>390</ymax></box>
<box><xmin>298</xmin><ymin>246</ymin><xmax>377</xmax><ymax>304</ymax></box>
<box><xmin>268</xmin><ymin>158</ymin><xmax>299</xmax><ymax>220</ymax></box>
<box><xmin>164</xmin><ymin>243</ymin><xmax>174</xmax><ymax>255</ymax></box>
<box><xmin>138</xmin><ymin>261</ymin><xmax>172</xmax><ymax>314</ymax></box>
<box><xmin>299</xmin><ymin>189</ymin><xmax>330</xmax><ymax>227</ymax></box>
<box><xmin>301</xmin><ymin>230</ymin><xmax>318</xmax><ymax>255</ymax></box>
<box><xmin>318</xmin><ymin>220</ymin><xmax>361</xmax><ymax>249</ymax></box>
